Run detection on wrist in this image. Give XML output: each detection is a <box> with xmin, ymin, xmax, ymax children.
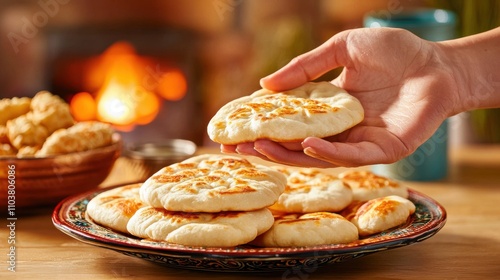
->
<box><xmin>441</xmin><ymin>28</ymin><xmax>500</xmax><ymax>113</ymax></box>
<box><xmin>435</xmin><ymin>41</ymin><xmax>472</xmax><ymax>115</ymax></box>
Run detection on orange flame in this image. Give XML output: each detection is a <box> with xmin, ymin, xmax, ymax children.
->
<box><xmin>69</xmin><ymin>41</ymin><xmax>187</xmax><ymax>131</ymax></box>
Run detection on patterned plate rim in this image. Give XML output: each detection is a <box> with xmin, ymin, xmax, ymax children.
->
<box><xmin>52</xmin><ymin>184</ymin><xmax>447</xmax><ymax>259</ymax></box>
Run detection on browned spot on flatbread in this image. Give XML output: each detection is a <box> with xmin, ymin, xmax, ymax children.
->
<box><xmin>104</xmin><ymin>198</ymin><xmax>145</xmax><ymax>218</ymax></box>
<box><xmin>153</xmin><ymin>174</ymin><xmax>187</xmax><ymax>183</ymax></box>
<box><xmin>213</xmin><ymin>121</ymin><xmax>226</xmax><ymax>129</ymax></box>
<box><xmin>207</xmin><ymin>181</ymin><xmax>257</xmax><ymax>197</ymax></box>
<box><xmin>206</xmin><ymin>157</ymin><xmax>253</xmax><ymax>169</ymax></box>
<box><xmin>342</xmin><ymin>171</ymin><xmax>399</xmax><ymax>189</ymax></box>
<box><xmin>231</xmin><ymin>95</ymin><xmax>338</xmax><ymax>122</ymax></box>
<box><xmin>152</xmin><ymin>170</ymin><xmax>201</xmax><ymax>184</ymax></box>
<box><xmin>350</xmin><ymin>198</ymin><xmax>401</xmax><ymax>219</ymax></box>
<box><xmin>229</xmin><ymin>107</ymin><xmax>252</xmax><ymax>119</ymax></box>
<box><xmin>303</xmin><ymin>103</ymin><xmax>331</xmax><ymax>114</ymax></box>
<box><xmin>274</xmin><ymin>107</ymin><xmax>297</xmax><ymax>115</ymax></box>
<box><xmin>117</xmin><ymin>199</ymin><xmax>145</xmax><ymax>217</ymax></box>
<box><xmin>218</xmin><ymin>185</ymin><xmax>256</xmax><ymax>195</ymax></box>
<box><xmin>373</xmin><ymin>199</ymin><xmax>400</xmax><ymax>216</ymax></box>
<box><xmin>235</xmin><ymin>168</ymin><xmax>266</xmax><ymax>178</ymax></box>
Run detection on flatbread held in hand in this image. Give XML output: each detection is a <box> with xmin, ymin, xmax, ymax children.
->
<box><xmin>207</xmin><ymin>82</ymin><xmax>364</xmax><ymax>145</ymax></box>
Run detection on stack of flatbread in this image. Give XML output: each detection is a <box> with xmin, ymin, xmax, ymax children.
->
<box><xmin>251</xmin><ymin>168</ymin><xmax>415</xmax><ymax>246</ymax></box>
<box><xmin>338</xmin><ymin>170</ymin><xmax>416</xmax><ymax>236</ymax></box>
<box><xmin>251</xmin><ymin>166</ymin><xmax>359</xmax><ymax>247</ymax></box>
<box><xmin>87</xmin><ymin>156</ymin><xmax>415</xmax><ymax>247</ymax></box>
<box><xmin>87</xmin><ymin>82</ymin><xmax>416</xmax><ymax>248</ymax></box>
<box><xmin>87</xmin><ymin>154</ymin><xmax>287</xmax><ymax>247</ymax></box>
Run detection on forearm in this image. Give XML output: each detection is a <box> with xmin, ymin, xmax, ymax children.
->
<box><xmin>441</xmin><ymin>27</ymin><xmax>500</xmax><ymax>113</ymax></box>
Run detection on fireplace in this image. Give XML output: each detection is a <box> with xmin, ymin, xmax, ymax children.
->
<box><xmin>0</xmin><ymin>0</ymin><xmax>331</xmax><ymax>147</ymax></box>
<box><xmin>44</xmin><ymin>25</ymin><xmax>203</xmax><ymax>145</ymax></box>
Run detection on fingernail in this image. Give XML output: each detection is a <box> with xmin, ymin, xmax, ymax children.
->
<box><xmin>303</xmin><ymin>147</ymin><xmax>316</xmax><ymax>156</ymax></box>
<box><xmin>253</xmin><ymin>146</ymin><xmax>264</xmax><ymax>154</ymax></box>
<box><xmin>259</xmin><ymin>78</ymin><xmax>268</xmax><ymax>89</ymax></box>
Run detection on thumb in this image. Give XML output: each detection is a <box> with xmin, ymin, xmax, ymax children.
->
<box><xmin>260</xmin><ymin>29</ymin><xmax>351</xmax><ymax>91</ymax></box>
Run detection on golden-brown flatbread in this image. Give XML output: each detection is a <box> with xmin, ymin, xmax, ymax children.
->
<box><xmin>139</xmin><ymin>154</ymin><xmax>287</xmax><ymax>212</ymax></box>
<box><xmin>252</xmin><ymin>211</ymin><xmax>359</xmax><ymax>247</ymax></box>
<box><xmin>0</xmin><ymin>143</ymin><xmax>16</xmax><ymax>157</ymax></box>
<box><xmin>127</xmin><ymin>206</ymin><xmax>274</xmax><ymax>247</ymax></box>
<box><xmin>86</xmin><ymin>184</ymin><xmax>146</xmax><ymax>234</ymax></box>
<box><xmin>341</xmin><ymin>195</ymin><xmax>416</xmax><ymax>236</ymax></box>
<box><xmin>30</xmin><ymin>91</ymin><xmax>74</xmax><ymax>134</ymax></box>
<box><xmin>339</xmin><ymin>170</ymin><xmax>408</xmax><ymax>201</ymax></box>
<box><xmin>269</xmin><ymin>166</ymin><xmax>352</xmax><ymax>213</ymax></box>
<box><xmin>36</xmin><ymin>121</ymin><xmax>114</xmax><ymax>156</ymax></box>
<box><xmin>207</xmin><ymin>82</ymin><xmax>364</xmax><ymax>144</ymax></box>
<box><xmin>6</xmin><ymin>114</ymin><xmax>49</xmax><ymax>149</ymax></box>
<box><xmin>0</xmin><ymin>97</ymin><xmax>31</xmax><ymax>126</ymax></box>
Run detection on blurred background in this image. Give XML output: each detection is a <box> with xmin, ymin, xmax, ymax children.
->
<box><xmin>0</xmin><ymin>0</ymin><xmax>498</xmax><ymax>146</ymax></box>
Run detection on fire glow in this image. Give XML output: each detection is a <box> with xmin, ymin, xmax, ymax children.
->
<box><xmin>70</xmin><ymin>41</ymin><xmax>187</xmax><ymax>131</ymax></box>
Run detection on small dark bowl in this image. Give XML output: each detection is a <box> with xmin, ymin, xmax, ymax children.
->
<box><xmin>123</xmin><ymin>139</ymin><xmax>197</xmax><ymax>181</ymax></box>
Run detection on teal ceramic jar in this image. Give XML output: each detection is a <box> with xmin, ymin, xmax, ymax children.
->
<box><xmin>364</xmin><ymin>8</ymin><xmax>456</xmax><ymax>181</ymax></box>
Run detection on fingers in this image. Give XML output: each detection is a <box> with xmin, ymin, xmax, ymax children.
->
<box><xmin>253</xmin><ymin>140</ymin><xmax>337</xmax><ymax>168</ymax></box>
<box><xmin>221</xmin><ymin>141</ymin><xmax>303</xmax><ymax>154</ymax></box>
<box><xmin>223</xmin><ymin>140</ymin><xmax>337</xmax><ymax>167</ymax></box>
<box><xmin>222</xmin><ymin>137</ymin><xmax>392</xmax><ymax>167</ymax></box>
<box><xmin>260</xmin><ymin>30</ymin><xmax>351</xmax><ymax>91</ymax></box>
<box><xmin>221</xmin><ymin>142</ymin><xmax>273</xmax><ymax>163</ymax></box>
<box><xmin>220</xmin><ymin>144</ymin><xmax>236</xmax><ymax>153</ymax></box>
<box><xmin>301</xmin><ymin>137</ymin><xmax>391</xmax><ymax>167</ymax></box>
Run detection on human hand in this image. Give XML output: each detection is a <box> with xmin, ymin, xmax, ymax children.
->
<box><xmin>222</xmin><ymin>28</ymin><xmax>462</xmax><ymax>167</ymax></box>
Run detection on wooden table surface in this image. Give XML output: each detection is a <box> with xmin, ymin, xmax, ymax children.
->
<box><xmin>2</xmin><ymin>145</ymin><xmax>500</xmax><ymax>279</ymax></box>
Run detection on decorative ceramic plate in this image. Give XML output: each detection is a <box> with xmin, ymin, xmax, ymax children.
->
<box><xmin>52</xmin><ymin>185</ymin><xmax>446</xmax><ymax>272</ymax></box>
